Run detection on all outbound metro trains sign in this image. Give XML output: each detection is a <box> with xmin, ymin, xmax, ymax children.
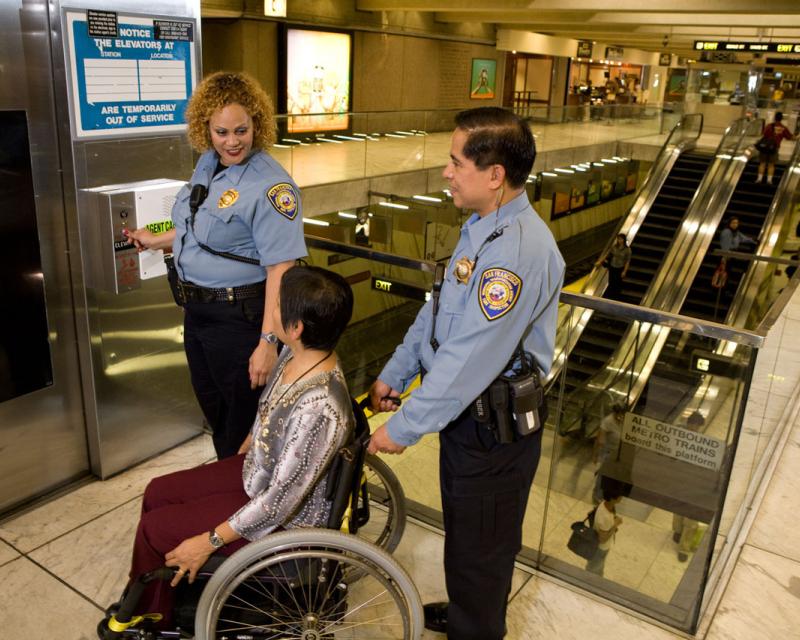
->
<box><xmin>695</xmin><ymin>41</ymin><xmax>800</xmax><ymax>54</ymax></box>
<box><xmin>64</xmin><ymin>9</ymin><xmax>198</xmax><ymax>139</ymax></box>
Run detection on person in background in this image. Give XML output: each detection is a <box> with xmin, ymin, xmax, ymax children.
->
<box><xmin>596</xmin><ymin>233</ymin><xmax>631</xmax><ymax>301</ymax></box>
<box><xmin>586</xmin><ymin>478</ymin><xmax>626</xmax><ymax>577</ymax></box>
<box><xmin>126</xmin><ymin>72</ymin><xmax>307</xmax><ymax>459</ymax></box>
<box><xmin>719</xmin><ymin>217</ymin><xmax>755</xmax><ymax>254</ymax></box>
<box><xmin>672</xmin><ymin>411</ymin><xmax>705</xmax><ymax>562</ymax></box>
<box><xmin>756</xmin><ymin>112</ymin><xmax>796</xmax><ymax>185</ymax></box>
<box><xmin>592</xmin><ymin>403</ymin><xmax>626</xmax><ymax>502</ymax></box>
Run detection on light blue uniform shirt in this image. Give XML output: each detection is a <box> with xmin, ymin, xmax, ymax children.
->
<box><xmin>173</xmin><ymin>149</ymin><xmax>307</xmax><ymax>287</ymax></box>
<box><xmin>379</xmin><ymin>190</ymin><xmax>565</xmax><ymax>447</ymax></box>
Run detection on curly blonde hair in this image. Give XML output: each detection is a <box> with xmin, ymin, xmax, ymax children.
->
<box><xmin>184</xmin><ymin>71</ymin><xmax>276</xmax><ymax>151</ymax></box>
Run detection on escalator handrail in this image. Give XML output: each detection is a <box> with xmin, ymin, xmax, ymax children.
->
<box><xmin>645</xmin><ymin>117</ymin><xmax>763</xmax><ymax>314</ymax></box>
<box><xmin>545</xmin><ymin>114</ymin><xmax>704</xmax><ymax>387</ymax></box>
<box><xmin>558</xmin><ymin>117</ymin><xmax>763</xmax><ymax>418</ymax></box>
<box><xmin>730</xmin><ymin>136</ymin><xmax>800</xmax><ymax>333</ymax></box>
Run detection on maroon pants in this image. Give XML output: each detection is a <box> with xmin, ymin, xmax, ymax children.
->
<box><xmin>129</xmin><ymin>453</ymin><xmax>251</xmax><ymax>625</ymax></box>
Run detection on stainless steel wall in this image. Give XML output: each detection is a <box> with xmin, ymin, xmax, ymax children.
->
<box><xmin>0</xmin><ymin>0</ymin><xmax>87</xmax><ymax>511</ymax></box>
<box><xmin>0</xmin><ymin>0</ymin><xmax>204</xmax><ymax>513</ymax></box>
<box><xmin>52</xmin><ymin>0</ymin><xmax>203</xmax><ymax>478</ymax></box>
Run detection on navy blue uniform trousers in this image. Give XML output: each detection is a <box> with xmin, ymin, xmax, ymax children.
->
<box><xmin>439</xmin><ymin>411</ymin><xmax>542</xmax><ymax>640</ymax></box>
<box><xmin>183</xmin><ymin>297</ymin><xmax>264</xmax><ymax>459</ymax></box>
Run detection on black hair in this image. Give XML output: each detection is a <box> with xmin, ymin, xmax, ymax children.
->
<box><xmin>454</xmin><ymin>107</ymin><xmax>536</xmax><ymax>188</ymax></box>
<box><xmin>611</xmin><ymin>402</ymin><xmax>626</xmax><ymax>415</ymax></box>
<box><xmin>600</xmin><ymin>476</ymin><xmax>632</xmax><ymax>501</ymax></box>
<box><xmin>776</xmin><ymin>111</ymin><xmax>784</xmax><ymax>122</ymax></box>
<box><xmin>729</xmin><ymin>216</ymin><xmax>739</xmax><ymax>226</ymax></box>
<box><xmin>616</xmin><ymin>234</ymin><xmax>628</xmax><ymax>246</ymax></box>
<box><xmin>687</xmin><ymin>411</ymin><xmax>705</xmax><ymax>429</ymax></box>
<box><xmin>280</xmin><ymin>266</ymin><xmax>354</xmax><ymax>352</ymax></box>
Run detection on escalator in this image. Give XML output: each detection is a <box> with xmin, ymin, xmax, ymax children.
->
<box><xmin>681</xmin><ymin>159</ymin><xmax>784</xmax><ymax>322</ymax></box>
<box><xmin>637</xmin><ymin>159</ymin><xmax>785</xmax><ymax>421</ymax></box>
<box><xmin>564</xmin><ymin>151</ymin><xmax>714</xmax><ymax>393</ymax></box>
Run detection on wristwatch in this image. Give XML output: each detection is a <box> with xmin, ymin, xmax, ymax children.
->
<box><xmin>208</xmin><ymin>529</ymin><xmax>225</xmax><ymax>549</ymax></box>
<box><xmin>260</xmin><ymin>331</ymin><xmax>278</xmax><ymax>345</ymax></box>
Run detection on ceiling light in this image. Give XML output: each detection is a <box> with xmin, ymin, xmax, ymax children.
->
<box><xmin>304</xmin><ymin>218</ymin><xmax>330</xmax><ymax>226</ymax></box>
<box><xmin>413</xmin><ymin>195</ymin><xmax>443</xmax><ymax>202</ymax></box>
<box><xmin>337</xmin><ymin>212</ymin><xmax>357</xmax><ymax>219</ymax></box>
<box><xmin>379</xmin><ymin>201</ymin><xmax>410</xmax><ymax>210</ymax></box>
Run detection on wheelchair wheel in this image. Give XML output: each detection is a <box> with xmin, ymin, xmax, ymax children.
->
<box><xmin>194</xmin><ymin>529</ymin><xmax>423</xmax><ymax>639</ymax></box>
<box><xmin>357</xmin><ymin>455</ymin><xmax>406</xmax><ymax>554</ymax></box>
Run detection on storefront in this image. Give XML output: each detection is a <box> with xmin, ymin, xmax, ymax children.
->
<box><xmin>568</xmin><ymin>58</ymin><xmax>644</xmax><ymax>106</ymax></box>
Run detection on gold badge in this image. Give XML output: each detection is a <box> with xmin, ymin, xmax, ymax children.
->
<box><xmin>218</xmin><ymin>189</ymin><xmax>239</xmax><ymax>208</ymax></box>
<box><xmin>454</xmin><ymin>256</ymin><xmax>475</xmax><ymax>284</ymax></box>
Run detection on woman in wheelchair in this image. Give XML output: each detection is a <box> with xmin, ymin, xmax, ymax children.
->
<box><xmin>115</xmin><ymin>265</ymin><xmax>354</xmax><ymax>632</ymax></box>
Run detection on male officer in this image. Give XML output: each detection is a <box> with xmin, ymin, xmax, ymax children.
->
<box><xmin>368</xmin><ymin>107</ymin><xmax>564</xmax><ymax>639</ymax></box>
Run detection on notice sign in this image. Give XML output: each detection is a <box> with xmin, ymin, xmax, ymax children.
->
<box><xmin>622</xmin><ymin>413</ymin><xmax>726</xmax><ymax>472</ymax></box>
<box><xmin>64</xmin><ymin>10</ymin><xmax>197</xmax><ymax>138</ymax></box>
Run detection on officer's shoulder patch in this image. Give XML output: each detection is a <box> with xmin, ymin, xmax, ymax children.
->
<box><xmin>478</xmin><ymin>268</ymin><xmax>522</xmax><ymax>321</ymax></box>
<box><xmin>266</xmin><ymin>182</ymin><xmax>299</xmax><ymax>220</ymax></box>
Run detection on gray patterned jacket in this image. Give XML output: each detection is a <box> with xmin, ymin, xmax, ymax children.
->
<box><xmin>228</xmin><ymin>349</ymin><xmax>354</xmax><ymax>541</ymax></box>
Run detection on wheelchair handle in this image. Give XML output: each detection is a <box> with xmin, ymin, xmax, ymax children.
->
<box><xmin>358</xmin><ymin>395</ymin><xmax>401</xmax><ymax>412</ymax></box>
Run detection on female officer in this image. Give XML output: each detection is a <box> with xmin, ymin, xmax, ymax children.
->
<box><xmin>127</xmin><ymin>71</ymin><xmax>307</xmax><ymax>459</ymax></box>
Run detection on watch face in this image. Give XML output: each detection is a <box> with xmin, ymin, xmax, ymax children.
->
<box><xmin>209</xmin><ymin>531</ymin><xmax>224</xmax><ymax>548</ymax></box>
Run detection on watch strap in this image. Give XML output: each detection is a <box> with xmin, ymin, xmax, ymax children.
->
<box><xmin>260</xmin><ymin>331</ymin><xmax>278</xmax><ymax>345</ymax></box>
<box><xmin>208</xmin><ymin>529</ymin><xmax>225</xmax><ymax>549</ymax></box>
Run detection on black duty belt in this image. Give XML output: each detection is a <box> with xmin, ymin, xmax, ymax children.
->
<box><xmin>177</xmin><ymin>278</ymin><xmax>265</xmax><ymax>304</ymax></box>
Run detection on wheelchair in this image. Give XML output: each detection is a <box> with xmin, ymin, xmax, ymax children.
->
<box><xmin>98</xmin><ymin>398</ymin><xmax>422</xmax><ymax>639</ymax></box>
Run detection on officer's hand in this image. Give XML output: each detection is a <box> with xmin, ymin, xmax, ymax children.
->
<box><xmin>367</xmin><ymin>425</ymin><xmax>406</xmax><ymax>455</ymax></box>
<box><xmin>124</xmin><ymin>227</ymin><xmax>156</xmax><ymax>252</ymax></box>
<box><xmin>249</xmin><ymin>341</ymin><xmax>277</xmax><ymax>389</ymax></box>
<box><xmin>369</xmin><ymin>380</ymin><xmax>401</xmax><ymax>413</ymax></box>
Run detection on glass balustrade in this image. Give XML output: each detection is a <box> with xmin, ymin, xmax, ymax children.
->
<box><xmin>269</xmin><ymin>104</ymin><xmax>681</xmax><ymax>187</ymax></box>
<box><xmin>300</xmin><ymin>229</ymin><xmax>795</xmax><ymax>633</ymax></box>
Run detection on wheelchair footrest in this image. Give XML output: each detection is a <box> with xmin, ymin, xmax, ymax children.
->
<box><xmin>107</xmin><ymin>612</ymin><xmax>163</xmax><ymax>633</ymax></box>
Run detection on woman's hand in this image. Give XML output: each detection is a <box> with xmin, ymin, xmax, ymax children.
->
<box><xmin>165</xmin><ymin>534</ymin><xmax>214</xmax><ymax>586</ymax></box>
<box><xmin>125</xmin><ymin>227</ymin><xmax>175</xmax><ymax>252</ymax></box>
<box><xmin>125</xmin><ymin>227</ymin><xmax>158</xmax><ymax>252</ymax></box>
<box><xmin>249</xmin><ymin>340</ymin><xmax>277</xmax><ymax>389</ymax></box>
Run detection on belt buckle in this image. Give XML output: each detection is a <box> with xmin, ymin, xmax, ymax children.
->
<box><xmin>226</xmin><ymin>287</ymin><xmax>235</xmax><ymax>304</ymax></box>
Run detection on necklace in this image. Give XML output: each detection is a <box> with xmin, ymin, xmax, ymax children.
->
<box><xmin>268</xmin><ymin>351</ymin><xmax>333</xmax><ymax>409</ymax></box>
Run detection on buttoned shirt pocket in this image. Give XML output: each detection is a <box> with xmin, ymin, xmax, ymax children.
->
<box><xmin>437</xmin><ymin>274</ymin><xmax>470</xmax><ymax>342</ymax></box>
<box><xmin>194</xmin><ymin>206</ymin><xmax>248</xmax><ymax>251</ymax></box>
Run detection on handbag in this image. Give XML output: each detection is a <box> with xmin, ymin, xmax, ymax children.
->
<box><xmin>755</xmin><ymin>136</ymin><xmax>777</xmax><ymax>154</ymax></box>
<box><xmin>567</xmin><ymin>508</ymin><xmax>599</xmax><ymax>560</ymax></box>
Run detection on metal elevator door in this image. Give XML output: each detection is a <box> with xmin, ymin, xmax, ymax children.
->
<box><xmin>0</xmin><ymin>0</ymin><xmax>89</xmax><ymax>513</ymax></box>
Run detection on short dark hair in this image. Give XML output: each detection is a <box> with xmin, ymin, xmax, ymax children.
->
<box><xmin>280</xmin><ymin>266</ymin><xmax>353</xmax><ymax>352</ymax></box>
<box><xmin>454</xmin><ymin>107</ymin><xmax>536</xmax><ymax>188</ymax></box>
<box><xmin>776</xmin><ymin>111</ymin><xmax>784</xmax><ymax>122</ymax></box>
<box><xmin>687</xmin><ymin>411</ymin><xmax>705</xmax><ymax>429</ymax></box>
<box><xmin>600</xmin><ymin>476</ymin><xmax>632</xmax><ymax>501</ymax></box>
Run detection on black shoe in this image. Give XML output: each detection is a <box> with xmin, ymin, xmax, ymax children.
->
<box><xmin>423</xmin><ymin>602</ymin><xmax>448</xmax><ymax>634</ymax></box>
<box><xmin>672</xmin><ymin>532</ymin><xmax>681</xmax><ymax>543</ymax></box>
<box><xmin>678</xmin><ymin>552</ymin><xmax>689</xmax><ymax>562</ymax></box>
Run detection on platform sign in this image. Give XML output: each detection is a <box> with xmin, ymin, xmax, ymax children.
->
<box><xmin>64</xmin><ymin>9</ymin><xmax>197</xmax><ymax>139</ymax></box>
<box><xmin>622</xmin><ymin>413</ymin><xmax>726</xmax><ymax>472</ymax></box>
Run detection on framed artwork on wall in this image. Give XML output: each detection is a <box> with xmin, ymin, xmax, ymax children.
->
<box><xmin>282</xmin><ymin>27</ymin><xmax>352</xmax><ymax>133</ymax></box>
<box><xmin>470</xmin><ymin>58</ymin><xmax>497</xmax><ymax>99</ymax></box>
